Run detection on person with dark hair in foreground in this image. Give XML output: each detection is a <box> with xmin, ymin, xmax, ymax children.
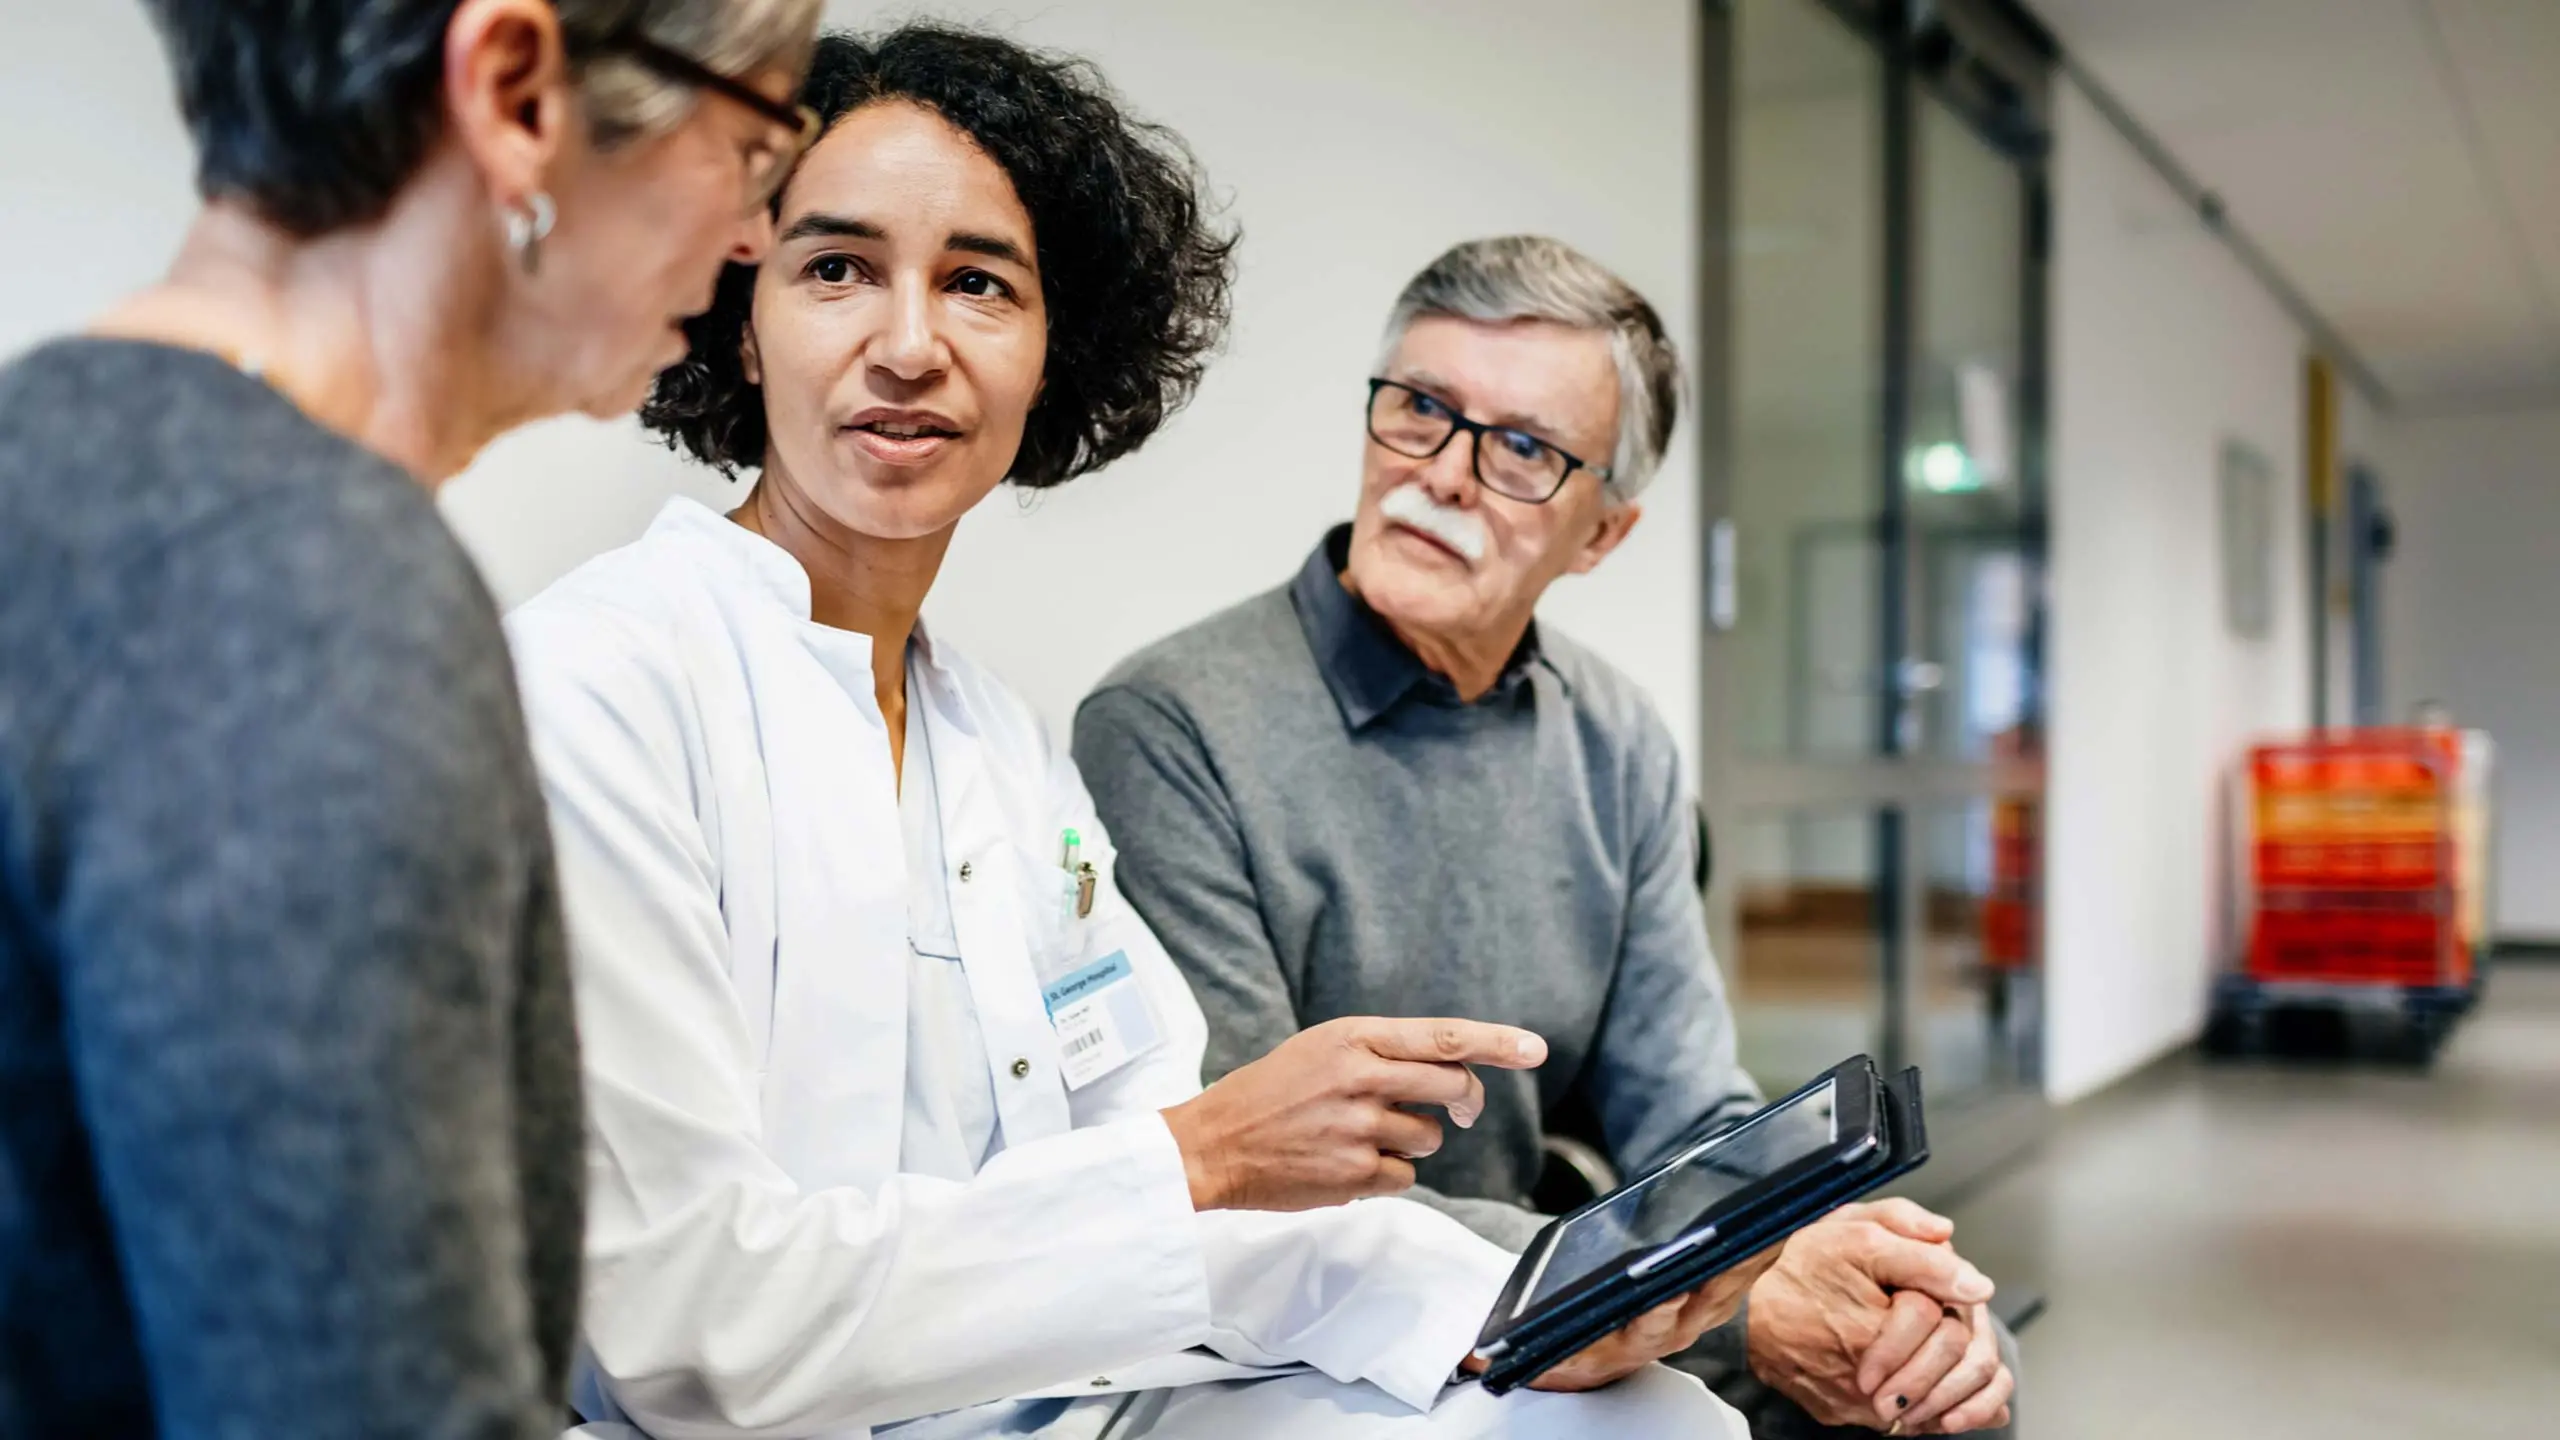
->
<box><xmin>0</xmin><ymin>0</ymin><xmax>819</xmax><ymax>1433</ymax></box>
<box><xmin>511</xmin><ymin>26</ymin><xmax>1758</xmax><ymax>1439</ymax></box>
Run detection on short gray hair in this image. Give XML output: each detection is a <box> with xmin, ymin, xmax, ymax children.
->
<box><xmin>574</xmin><ymin>0</ymin><xmax>823</xmax><ymax>148</ymax></box>
<box><xmin>1376</xmin><ymin>235</ymin><xmax>1685</xmax><ymax>502</ymax></box>
<box><xmin>144</xmin><ymin>0</ymin><xmax>822</xmax><ymax>237</ymax></box>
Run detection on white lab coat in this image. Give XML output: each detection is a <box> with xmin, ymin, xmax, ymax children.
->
<box><xmin>508</xmin><ymin>499</ymin><xmax>1743</xmax><ymax>1440</ymax></box>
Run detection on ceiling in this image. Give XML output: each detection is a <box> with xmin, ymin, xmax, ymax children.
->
<box><xmin>2030</xmin><ymin>0</ymin><xmax>2560</xmax><ymax>414</ymax></box>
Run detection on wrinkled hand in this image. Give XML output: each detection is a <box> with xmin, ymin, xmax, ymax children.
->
<box><xmin>1861</xmin><ymin>1297</ymin><xmax>2013</xmax><ymax>1434</ymax></box>
<box><xmin>1744</xmin><ymin>1199</ymin><xmax>2010</xmax><ymax>1432</ymax></box>
<box><xmin>1520</xmin><ymin>1243</ymin><xmax>1786</xmax><ymax>1393</ymax></box>
<box><xmin>1159</xmin><ymin>1016</ymin><xmax>1546</xmax><ymax>1211</ymax></box>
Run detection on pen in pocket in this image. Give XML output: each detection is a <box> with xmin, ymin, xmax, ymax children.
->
<box><xmin>1060</xmin><ymin>828</ymin><xmax>1098</xmax><ymax>920</ymax></box>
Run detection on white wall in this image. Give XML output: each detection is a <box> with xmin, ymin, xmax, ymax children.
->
<box><xmin>2381</xmin><ymin>406</ymin><xmax>2560</xmax><ymax>939</ymax></box>
<box><xmin>462</xmin><ymin>0</ymin><xmax>1711</xmax><ymax>775</ymax></box>
<box><xmin>0</xmin><ymin>1</ymin><xmax>1702</xmax><ymax>773</ymax></box>
<box><xmin>867</xmin><ymin>0</ymin><xmax>1702</xmax><ymax>760</ymax></box>
<box><xmin>2043</xmin><ymin>84</ymin><xmax>2316</xmax><ymax>1103</ymax></box>
<box><xmin>0</xmin><ymin>5</ymin><xmax>199</xmax><ymax>346</ymax></box>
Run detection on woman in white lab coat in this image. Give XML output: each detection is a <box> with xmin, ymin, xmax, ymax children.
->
<box><xmin>509</xmin><ymin>26</ymin><xmax>1764</xmax><ymax>1440</ymax></box>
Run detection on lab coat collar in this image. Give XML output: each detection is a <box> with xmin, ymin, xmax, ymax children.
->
<box><xmin>646</xmin><ymin>495</ymin><xmax>967</xmax><ymax>712</ymax></box>
<box><xmin>646</xmin><ymin>495</ymin><xmax>817</xmax><ymax>627</ymax></box>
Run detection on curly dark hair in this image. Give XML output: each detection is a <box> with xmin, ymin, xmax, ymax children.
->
<box><xmin>642</xmin><ymin>25</ymin><xmax>1238</xmax><ymax>487</ymax></box>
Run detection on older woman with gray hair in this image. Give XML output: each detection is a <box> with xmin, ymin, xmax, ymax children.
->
<box><xmin>0</xmin><ymin>0</ymin><xmax>817</xmax><ymax>1433</ymax></box>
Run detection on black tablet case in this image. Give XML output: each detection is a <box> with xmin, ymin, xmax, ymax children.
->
<box><xmin>1475</xmin><ymin>1064</ymin><xmax>1929</xmax><ymax>1395</ymax></box>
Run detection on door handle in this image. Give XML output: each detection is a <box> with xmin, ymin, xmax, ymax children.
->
<box><xmin>1709</xmin><ymin>519</ymin><xmax>1739</xmax><ymax>632</ymax></box>
<box><xmin>1896</xmin><ymin>659</ymin><xmax>1946</xmax><ymax>695</ymax></box>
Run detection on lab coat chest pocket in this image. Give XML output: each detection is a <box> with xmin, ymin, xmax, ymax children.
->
<box><xmin>1008</xmin><ymin>839</ymin><xmax>1090</xmax><ymax>982</ymax></box>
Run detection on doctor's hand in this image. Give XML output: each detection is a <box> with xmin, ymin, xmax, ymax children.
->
<box><xmin>1161</xmin><ymin>1016</ymin><xmax>1547</xmax><ymax>1212</ymax></box>
<box><xmin>1743</xmin><ymin>1199</ymin><xmax>2010</xmax><ymax>1433</ymax></box>
<box><xmin>1483</xmin><ymin>1241</ymin><xmax>1785</xmax><ymax>1394</ymax></box>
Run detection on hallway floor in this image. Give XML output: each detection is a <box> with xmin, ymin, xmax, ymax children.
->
<box><xmin>1943</xmin><ymin>964</ymin><xmax>2560</xmax><ymax>1438</ymax></box>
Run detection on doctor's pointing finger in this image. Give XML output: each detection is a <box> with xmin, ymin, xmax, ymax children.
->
<box><xmin>1161</xmin><ymin>1015</ymin><xmax>1548</xmax><ymax>1212</ymax></box>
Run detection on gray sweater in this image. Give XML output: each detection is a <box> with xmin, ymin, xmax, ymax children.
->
<box><xmin>0</xmin><ymin>339</ymin><xmax>583</xmax><ymax>1437</ymax></box>
<box><xmin>1073</xmin><ymin>532</ymin><xmax>1763</xmax><ymax>1367</ymax></box>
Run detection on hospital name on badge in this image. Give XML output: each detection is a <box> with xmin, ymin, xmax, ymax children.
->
<box><xmin>1039</xmin><ymin>949</ymin><xmax>1163</xmax><ymax>1090</ymax></box>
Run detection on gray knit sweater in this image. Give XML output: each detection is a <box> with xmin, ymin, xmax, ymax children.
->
<box><xmin>0</xmin><ymin>339</ymin><xmax>583</xmax><ymax>1437</ymax></box>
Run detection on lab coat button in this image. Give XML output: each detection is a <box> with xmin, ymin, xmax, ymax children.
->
<box><xmin>1011</xmin><ymin>1057</ymin><xmax>1032</xmax><ymax>1078</ymax></box>
<box><xmin>957</xmin><ymin>861</ymin><xmax>974</xmax><ymax>882</ymax></box>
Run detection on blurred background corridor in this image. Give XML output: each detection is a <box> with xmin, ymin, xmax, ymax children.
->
<box><xmin>1943</xmin><ymin>964</ymin><xmax>2560</xmax><ymax>1435</ymax></box>
<box><xmin>5</xmin><ymin>1</ymin><xmax>2556</xmax><ymax>1433</ymax></box>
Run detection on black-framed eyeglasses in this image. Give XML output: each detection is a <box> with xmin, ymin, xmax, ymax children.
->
<box><xmin>1364</xmin><ymin>378</ymin><xmax>1609</xmax><ymax>504</ymax></box>
<box><xmin>580</xmin><ymin>26</ymin><xmax>820</xmax><ymax>212</ymax></box>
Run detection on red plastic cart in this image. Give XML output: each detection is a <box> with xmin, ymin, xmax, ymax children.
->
<box><xmin>2207</xmin><ymin>727</ymin><xmax>2492</xmax><ymax>1063</ymax></box>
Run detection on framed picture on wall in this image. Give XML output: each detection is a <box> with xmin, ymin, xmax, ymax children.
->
<box><xmin>2221</xmin><ymin>439</ymin><xmax>2275</xmax><ymax>640</ymax></box>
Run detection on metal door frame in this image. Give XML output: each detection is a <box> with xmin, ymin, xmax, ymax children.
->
<box><xmin>2347</xmin><ymin>464</ymin><xmax>2392</xmax><ymax>726</ymax></box>
<box><xmin>1698</xmin><ymin>0</ymin><xmax>2056</xmax><ymax>1159</ymax></box>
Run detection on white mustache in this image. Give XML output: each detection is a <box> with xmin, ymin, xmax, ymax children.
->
<box><xmin>1380</xmin><ymin>484</ymin><xmax>1487</xmax><ymax>564</ymax></box>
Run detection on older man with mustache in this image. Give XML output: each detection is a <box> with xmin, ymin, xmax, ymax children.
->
<box><xmin>1074</xmin><ymin>236</ymin><xmax>2020</xmax><ymax>1437</ymax></box>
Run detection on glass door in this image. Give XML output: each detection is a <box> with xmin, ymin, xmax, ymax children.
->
<box><xmin>1703</xmin><ymin>0</ymin><xmax>2051</xmax><ymax>1188</ymax></box>
<box><xmin>1901</xmin><ymin>83</ymin><xmax>2047</xmax><ymax>1105</ymax></box>
<box><xmin>1716</xmin><ymin>0</ymin><xmax>1892</xmax><ymax>1095</ymax></box>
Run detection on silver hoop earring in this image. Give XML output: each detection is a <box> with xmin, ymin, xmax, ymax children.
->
<box><xmin>504</xmin><ymin>191</ymin><xmax>557</xmax><ymax>277</ymax></box>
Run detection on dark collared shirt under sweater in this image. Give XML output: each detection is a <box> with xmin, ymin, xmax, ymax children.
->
<box><xmin>1073</xmin><ymin>525</ymin><xmax>1764</xmax><ymax>1362</ymax></box>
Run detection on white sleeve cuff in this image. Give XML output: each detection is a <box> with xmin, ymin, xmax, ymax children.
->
<box><xmin>1195</xmin><ymin>1196</ymin><xmax>1520</xmax><ymax>1414</ymax></box>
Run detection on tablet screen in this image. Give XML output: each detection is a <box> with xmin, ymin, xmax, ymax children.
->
<box><xmin>1518</xmin><ymin>1077</ymin><xmax>1841</xmax><ymax>1313</ymax></box>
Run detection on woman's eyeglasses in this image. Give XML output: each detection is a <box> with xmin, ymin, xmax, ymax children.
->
<box><xmin>583</xmin><ymin>27</ymin><xmax>820</xmax><ymax>212</ymax></box>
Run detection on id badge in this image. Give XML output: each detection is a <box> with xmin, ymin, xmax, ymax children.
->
<box><xmin>1040</xmin><ymin>949</ymin><xmax>1164</xmax><ymax>1090</ymax></box>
